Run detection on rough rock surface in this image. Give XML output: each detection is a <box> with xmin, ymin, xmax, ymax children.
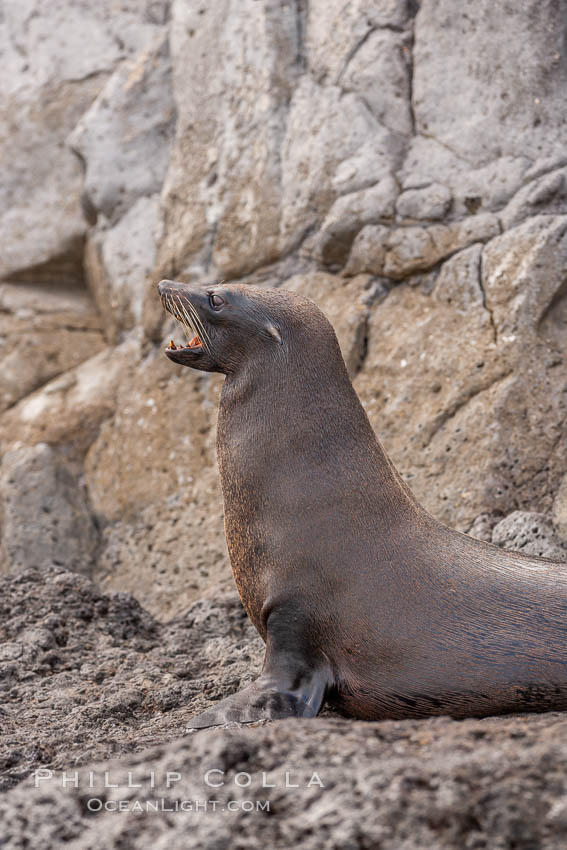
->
<box><xmin>0</xmin><ymin>335</ymin><xmax>141</xmax><ymax>461</ymax></box>
<box><xmin>492</xmin><ymin>511</ymin><xmax>567</xmax><ymax>562</ymax></box>
<box><xmin>5</xmin><ymin>715</ymin><xmax>567</xmax><ymax>849</ymax></box>
<box><xmin>0</xmin><ymin>445</ymin><xmax>99</xmax><ymax>576</ymax></box>
<box><xmin>3</xmin><ymin>568</ymin><xmax>567</xmax><ymax>849</ymax></box>
<box><xmin>0</xmin><ymin>567</ymin><xmax>262</xmax><ymax>792</ymax></box>
<box><xmin>0</xmin><ymin>0</ymin><xmax>169</xmax><ymax>285</ymax></box>
<box><xmin>93</xmin><ymin>467</ymin><xmax>230</xmax><ymax>620</ymax></box>
<box><xmin>553</xmin><ymin>474</ymin><xmax>567</xmax><ymax>543</ymax></box>
<box><xmin>355</xmin><ymin>215</ymin><xmax>567</xmax><ymax>530</ymax></box>
<box><xmin>74</xmin><ymin>31</ymin><xmax>175</xmax><ymax>341</ymax></box>
<box><xmin>0</xmin><ymin>284</ymin><xmax>105</xmax><ymax>413</ymax></box>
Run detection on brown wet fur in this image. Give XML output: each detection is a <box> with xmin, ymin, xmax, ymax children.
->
<box><xmin>158</xmin><ymin>279</ymin><xmax>567</xmax><ymax>725</ymax></box>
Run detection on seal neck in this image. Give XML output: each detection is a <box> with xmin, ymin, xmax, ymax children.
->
<box><xmin>218</xmin><ymin>336</ymin><xmax>422</xmax><ymax>520</ymax></box>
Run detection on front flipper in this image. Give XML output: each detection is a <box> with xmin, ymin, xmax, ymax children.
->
<box><xmin>185</xmin><ymin>673</ymin><xmax>327</xmax><ymax>730</ymax></box>
<box><xmin>185</xmin><ymin>606</ymin><xmax>334</xmax><ymax>731</ymax></box>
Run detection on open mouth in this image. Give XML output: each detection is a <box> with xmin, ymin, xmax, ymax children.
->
<box><xmin>160</xmin><ymin>290</ymin><xmax>206</xmax><ymax>354</ymax></box>
<box><xmin>167</xmin><ymin>336</ymin><xmax>203</xmax><ymax>352</ymax></box>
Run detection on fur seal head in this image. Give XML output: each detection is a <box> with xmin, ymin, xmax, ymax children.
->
<box><xmin>157</xmin><ymin>280</ymin><xmax>296</xmax><ymax>374</ymax></box>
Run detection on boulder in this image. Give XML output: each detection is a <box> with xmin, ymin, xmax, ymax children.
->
<box><xmin>501</xmin><ymin>166</ymin><xmax>567</xmax><ymax>230</ymax></box>
<box><xmin>309</xmin><ymin>178</ymin><xmax>398</xmax><ymax>268</ymax></box>
<box><xmin>0</xmin><ymin>0</ymin><xmax>169</xmax><ymax>285</ymax></box>
<box><xmin>492</xmin><ymin>511</ymin><xmax>567</xmax><ymax>561</ymax></box>
<box><xmin>0</xmin><ymin>445</ymin><xmax>99</xmax><ymax>575</ymax></box>
<box><xmin>0</xmin><ymin>285</ymin><xmax>105</xmax><ymax>413</ymax></box>
<box><xmin>413</xmin><ymin>0</ymin><xmax>567</xmax><ymax>164</ymax></box>
<box><xmin>343</xmin><ymin>215</ymin><xmax>500</xmax><ymax>280</ymax></box>
<box><xmin>355</xmin><ymin>216</ymin><xmax>567</xmax><ymax>530</ymax></box>
<box><xmin>552</xmin><ymin>474</ymin><xmax>567</xmax><ymax>544</ymax></box>
<box><xmin>396</xmin><ymin>183</ymin><xmax>453</xmax><ymax>221</ymax></box>
<box><xmin>85</xmin><ymin>195</ymin><xmax>162</xmax><ymax>343</ymax></box>
<box><xmin>68</xmin><ymin>33</ymin><xmax>174</xmax><ymax>224</ymax></box>
<box><xmin>382</xmin><ymin>214</ymin><xmax>500</xmax><ymax>279</ymax></box>
<box><xmin>0</xmin><ymin>335</ymin><xmax>140</xmax><ymax>460</ymax></box>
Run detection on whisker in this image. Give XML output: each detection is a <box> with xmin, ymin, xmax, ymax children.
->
<box><xmin>188</xmin><ymin>304</ymin><xmax>212</xmax><ymax>355</ymax></box>
<box><xmin>192</xmin><ymin>310</ymin><xmax>212</xmax><ymax>354</ymax></box>
<box><xmin>164</xmin><ymin>294</ymin><xmax>180</xmax><ymax>335</ymax></box>
<box><xmin>181</xmin><ymin>297</ymin><xmax>210</xmax><ymax>352</ymax></box>
<box><xmin>166</xmin><ymin>293</ymin><xmax>178</xmax><ymax>321</ymax></box>
<box><xmin>174</xmin><ymin>295</ymin><xmax>195</xmax><ymax>344</ymax></box>
<box><xmin>176</xmin><ymin>297</ymin><xmax>197</xmax><ymax>338</ymax></box>
<box><xmin>186</xmin><ymin>300</ymin><xmax>212</xmax><ymax>352</ymax></box>
<box><xmin>186</xmin><ymin>302</ymin><xmax>208</xmax><ymax>345</ymax></box>
<box><xmin>176</xmin><ymin>297</ymin><xmax>193</xmax><ymax>327</ymax></box>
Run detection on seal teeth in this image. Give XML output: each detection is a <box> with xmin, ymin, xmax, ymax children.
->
<box><xmin>168</xmin><ymin>340</ymin><xmax>177</xmax><ymax>350</ymax></box>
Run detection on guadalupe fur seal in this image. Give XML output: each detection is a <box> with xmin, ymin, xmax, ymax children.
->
<box><xmin>158</xmin><ymin>279</ymin><xmax>567</xmax><ymax>728</ymax></box>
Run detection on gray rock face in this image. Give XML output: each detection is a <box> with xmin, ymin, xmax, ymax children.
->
<box><xmin>0</xmin><ymin>285</ymin><xmax>105</xmax><ymax>413</ymax></box>
<box><xmin>413</xmin><ymin>0</ymin><xmax>567</xmax><ymax>164</ymax></box>
<box><xmin>71</xmin><ymin>32</ymin><xmax>175</xmax><ymax>341</ymax></box>
<box><xmin>306</xmin><ymin>0</ymin><xmax>411</xmax><ymax>83</ymax></box>
<box><xmin>157</xmin><ymin>0</ymin><xmax>300</xmax><ymax>282</ymax></box>
<box><xmin>355</xmin><ymin>214</ymin><xmax>567</xmax><ymax>529</ymax></box>
<box><xmin>492</xmin><ymin>511</ymin><xmax>567</xmax><ymax>561</ymax></box>
<box><xmin>340</xmin><ymin>28</ymin><xmax>413</xmax><ymax>135</ymax></box>
<box><xmin>86</xmin><ymin>194</ymin><xmax>163</xmax><ymax>342</ymax></box>
<box><xmin>396</xmin><ymin>184</ymin><xmax>453</xmax><ymax>221</ymax></box>
<box><xmin>69</xmin><ymin>33</ymin><xmax>174</xmax><ymax>224</ymax></box>
<box><xmin>0</xmin><ymin>445</ymin><xmax>99</xmax><ymax>575</ymax></box>
<box><xmin>0</xmin><ymin>0</ymin><xmax>169</xmax><ymax>285</ymax></box>
<box><xmin>553</xmin><ymin>474</ymin><xmax>567</xmax><ymax>544</ymax></box>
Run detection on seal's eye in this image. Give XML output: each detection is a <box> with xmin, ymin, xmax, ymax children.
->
<box><xmin>209</xmin><ymin>293</ymin><xmax>225</xmax><ymax>310</ymax></box>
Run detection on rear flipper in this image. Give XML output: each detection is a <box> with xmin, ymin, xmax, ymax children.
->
<box><xmin>185</xmin><ymin>607</ymin><xmax>334</xmax><ymax>731</ymax></box>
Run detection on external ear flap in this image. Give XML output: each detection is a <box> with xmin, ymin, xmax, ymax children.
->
<box><xmin>266</xmin><ymin>323</ymin><xmax>282</xmax><ymax>345</ymax></box>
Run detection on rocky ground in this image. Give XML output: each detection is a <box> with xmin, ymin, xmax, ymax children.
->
<box><xmin>2</xmin><ymin>0</ymin><xmax>567</xmax><ymax>845</ymax></box>
<box><xmin>0</xmin><ymin>567</ymin><xmax>262</xmax><ymax>792</ymax></box>
<box><xmin>3</xmin><ymin>565</ymin><xmax>567</xmax><ymax>849</ymax></box>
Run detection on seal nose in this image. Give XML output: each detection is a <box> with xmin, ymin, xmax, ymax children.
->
<box><xmin>157</xmin><ymin>279</ymin><xmax>173</xmax><ymax>296</ymax></box>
